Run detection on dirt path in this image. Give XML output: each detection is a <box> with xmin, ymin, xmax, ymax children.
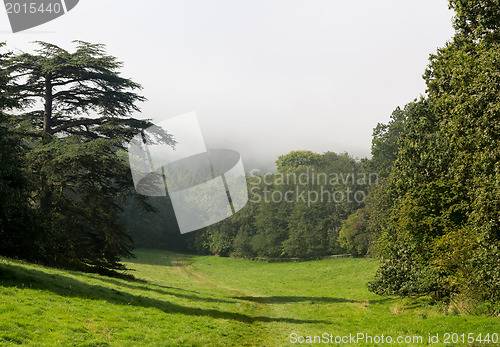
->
<box><xmin>167</xmin><ymin>252</ymin><xmax>278</xmax><ymax>344</ymax></box>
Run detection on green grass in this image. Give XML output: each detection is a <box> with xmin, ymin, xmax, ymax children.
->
<box><xmin>0</xmin><ymin>249</ymin><xmax>498</xmax><ymax>346</ymax></box>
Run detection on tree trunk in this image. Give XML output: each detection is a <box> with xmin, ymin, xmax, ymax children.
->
<box><xmin>43</xmin><ymin>72</ymin><xmax>52</xmax><ymax>136</ymax></box>
<box><xmin>40</xmin><ymin>72</ymin><xmax>53</xmax><ymax>213</ymax></box>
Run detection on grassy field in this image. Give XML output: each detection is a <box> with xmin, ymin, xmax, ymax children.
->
<box><xmin>0</xmin><ymin>249</ymin><xmax>498</xmax><ymax>346</ymax></box>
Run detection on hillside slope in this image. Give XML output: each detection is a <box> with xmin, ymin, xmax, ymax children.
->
<box><xmin>0</xmin><ymin>249</ymin><xmax>498</xmax><ymax>346</ymax></box>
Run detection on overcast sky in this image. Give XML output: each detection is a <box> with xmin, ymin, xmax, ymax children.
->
<box><xmin>1</xmin><ymin>0</ymin><xmax>455</xmax><ymax>170</ymax></box>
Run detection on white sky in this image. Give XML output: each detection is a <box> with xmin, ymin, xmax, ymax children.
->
<box><xmin>0</xmin><ymin>0</ymin><xmax>455</xmax><ymax>170</ymax></box>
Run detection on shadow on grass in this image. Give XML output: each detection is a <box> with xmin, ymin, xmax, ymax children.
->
<box><xmin>124</xmin><ymin>250</ymin><xmax>196</xmax><ymax>267</ymax></box>
<box><xmin>234</xmin><ymin>296</ymin><xmax>393</xmax><ymax>305</ymax></box>
<box><xmin>234</xmin><ymin>296</ymin><xmax>360</xmax><ymax>304</ymax></box>
<box><xmin>0</xmin><ymin>262</ymin><xmax>327</xmax><ymax>325</ymax></box>
<box><xmin>81</xmin><ymin>275</ymin><xmax>236</xmax><ymax>304</ymax></box>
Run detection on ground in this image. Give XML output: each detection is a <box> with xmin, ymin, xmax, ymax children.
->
<box><xmin>0</xmin><ymin>249</ymin><xmax>498</xmax><ymax>346</ymax></box>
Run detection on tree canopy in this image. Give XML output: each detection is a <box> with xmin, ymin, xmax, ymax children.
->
<box><xmin>1</xmin><ymin>41</ymin><xmax>172</xmax><ymax>271</ymax></box>
<box><xmin>367</xmin><ymin>1</ymin><xmax>500</xmax><ymax>310</ymax></box>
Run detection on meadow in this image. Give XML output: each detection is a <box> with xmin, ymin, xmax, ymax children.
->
<box><xmin>0</xmin><ymin>249</ymin><xmax>498</xmax><ymax>346</ymax></box>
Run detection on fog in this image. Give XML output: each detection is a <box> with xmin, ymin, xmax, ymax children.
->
<box><xmin>1</xmin><ymin>0</ymin><xmax>455</xmax><ymax>171</ymax></box>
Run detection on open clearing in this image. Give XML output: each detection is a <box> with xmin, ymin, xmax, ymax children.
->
<box><xmin>0</xmin><ymin>249</ymin><xmax>498</xmax><ymax>346</ymax></box>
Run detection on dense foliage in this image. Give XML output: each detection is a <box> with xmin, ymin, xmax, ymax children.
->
<box><xmin>0</xmin><ymin>44</ymin><xmax>42</xmax><ymax>260</ymax></box>
<box><xmin>367</xmin><ymin>1</ymin><xmax>500</xmax><ymax>313</ymax></box>
<box><xmin>0</xmin><ymin>41</ymin><xmax>171</xmax><ymax>271</ymax></box>
<box><xmin>187</xmin><ymin>151</ymin><xmax>373</xmax><ymax>259</ymax></box>
<box><xmin>119</xmin><ymin>196</ymin><xmax>184</xmax><ymax>252</ymax></box>
<box><xmin>0</xmin><ymin>115</ymin><xmax>43</xmax><ymax>260</ymax></box>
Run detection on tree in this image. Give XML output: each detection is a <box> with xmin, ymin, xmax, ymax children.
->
<box><xmin>449</xmin><ymin>0</ymin><xmax>500</xmax><ymax>40</ymax></box>
<box><xmin>4</xmin><ymin>41</ymin><xmax>146</xmax><ymax>139</ymax></box>
<box><xmin>339</xmin><ymin>202</ymin><xmax>372</xmax><ymax>256</ymax></box>
<box><xmin>369</xmin><ymin>1</ymin><xmax>500</xmax><ymax>309</ymax></box>
<box><xmin>276</xmin><ymin>150</ymin><xmax>326</xmax><ymax>173</ymax></box>
<box><xmin>370</xmin><ymin>106</ymin><xmax>407</xmax><ymax>178</ymax></box>
<box><xmin>0</xmin><ymin>113</ymin><xmax>40</xmax><ymax>259</ymax></box>
<box><xmin>282</xmin><ymin>200</ymin><xmax>331</xmax><ymax>258</ymax></box>
<box><xmin>368</xmin><ymin>97</ymin><xmax>460</xmax><ymax>297</ymax></box>
<box><xmin>338</xmin><ymin>103</ymin><xmax>409</xmax><ymax>258</ymax></box>
<box><xmin>1</xmin><ymin>41</ymin><xmax>171</xmax><ymax>270</ymax></box>
<box><xmin>0</xmin><ymin>44</ymin><xmax>42</xmax><ymax>259</ymax></box>
<box><xmin>423</xmin><ymin>15</ymin><xmax>500</xmax><ymax>304</ymax></box>
<box><xmin>119</xmin><ymin>195</ymin><xmax>184</xmax><ymax>251</ymax></box>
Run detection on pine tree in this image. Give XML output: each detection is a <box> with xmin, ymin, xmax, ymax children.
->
<box><xmin>1</xmin><ymin>41</ymin><xmax>172</xmax><ymax>270</ymax></box>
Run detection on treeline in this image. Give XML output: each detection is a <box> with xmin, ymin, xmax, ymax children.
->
<box><xmin>187</xmin><ymin>151</ymin><xmax>373</xmax><ymax>258</ymax></box>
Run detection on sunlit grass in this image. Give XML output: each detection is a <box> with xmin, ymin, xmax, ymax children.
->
<box><xmin>0</xmin><ymin>249</ymin><xmax>497</xmax><ymax>346</ymax></box>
